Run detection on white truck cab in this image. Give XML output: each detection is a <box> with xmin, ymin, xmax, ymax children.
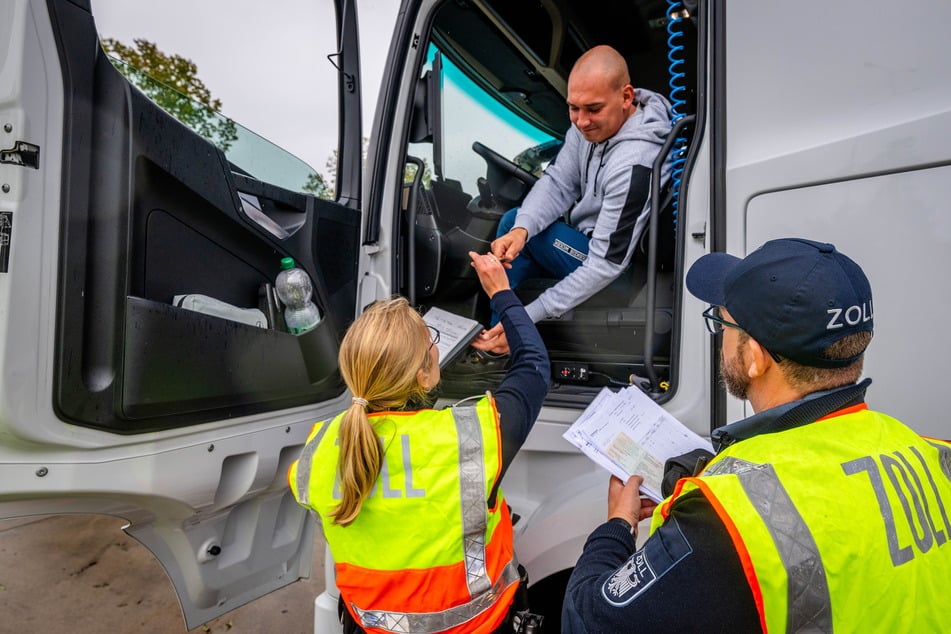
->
<box><xmin>2</xmin><ymin>0</ymin><xmax>950</xmax><ymax>630</ymax></box>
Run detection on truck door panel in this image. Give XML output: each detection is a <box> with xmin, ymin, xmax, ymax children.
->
<box><xmin>46</xmin><ymin>0</ymin><xmax>356</xmax><ymax>432</ymax></box>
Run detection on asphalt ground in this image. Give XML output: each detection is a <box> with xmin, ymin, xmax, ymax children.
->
<box><xmin>0</xmin><ymin>514</ymin><xmax>326</xmax><ymax>633</ymax></box>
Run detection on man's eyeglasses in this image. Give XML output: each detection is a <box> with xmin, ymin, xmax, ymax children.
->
<box><xmin>702</xmin><ymin>305</ymin><xmax>745</xmax><ymax>334</ymax></box>
<box><xmin>427</xmin><ymin>325</ymin><xmax>440</xmax><ymax>350</ymax></box>
<box><xmin>701</xmin><ymin>305</ymin><xmax>783</xmax><ymax>363</ymax></box>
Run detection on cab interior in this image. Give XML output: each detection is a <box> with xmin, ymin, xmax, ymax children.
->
<box><xmin>398</xmin><ymin>0</ymin><xmax>700</xmax><ymax>402</ymax></box>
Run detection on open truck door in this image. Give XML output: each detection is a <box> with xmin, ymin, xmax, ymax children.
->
<box><xmin>0</xmin><ymin>0</ymin><xmax>362</xmax><ymax>628</ymax></box>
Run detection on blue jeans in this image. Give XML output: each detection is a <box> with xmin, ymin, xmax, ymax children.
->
<box><xmin>492</xmin><ymin>208</ymin><xmax>589</xmax><ymax>323</ymax></box>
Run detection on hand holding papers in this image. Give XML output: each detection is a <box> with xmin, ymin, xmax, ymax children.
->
<box><xmin>563</xmin><ymin>385</ymin><xmax>713</xmax><ymax>502</ymax></box>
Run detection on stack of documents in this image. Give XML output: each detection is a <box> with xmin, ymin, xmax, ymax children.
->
<box><xmin>422</xmin><ymin>307</ymin><xmax>483</xmax><ymax>368</ymax></box>
<box><xmin>563</xmin><ymin>385</ymin><xmax>713</xmax><ymax>502</ymax></box>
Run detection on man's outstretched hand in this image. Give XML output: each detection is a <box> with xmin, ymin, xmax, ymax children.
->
<box><xmin>490</xmin><ymin>227</ymin><xmax>528</xmax><ymax>266</ymax></box>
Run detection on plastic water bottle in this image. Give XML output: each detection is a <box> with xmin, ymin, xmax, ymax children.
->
<box><xmin>275</xmin><ymin>257</ymin><xmax>321</xmax><ymax>334</ymax></box>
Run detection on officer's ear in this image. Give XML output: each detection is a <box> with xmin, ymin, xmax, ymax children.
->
<box><xmin>745</xmin><ymin>338</ymin><xmax>773</xmax><ymax>379</ymax></box>
<box><xmin>416</xmin><ymin>366</ymin><xmax>434</xmax><ymax>392</ymax></box>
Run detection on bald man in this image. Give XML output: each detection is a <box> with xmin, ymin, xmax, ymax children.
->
<box><xmin>473</xmin><ymin>45</ymin><xmax>672</xmax><ymax>356</ymax></box>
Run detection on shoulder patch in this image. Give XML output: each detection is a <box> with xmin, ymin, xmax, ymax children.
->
<box><xmin>600</xmin><ymin>516</ymin><xmax>692</xmax><ymax>607</ymax></box>
<box><xmin>603</xmin><ymin>549</ymin><xmax>656</xmax><ymax>605</ymax></box>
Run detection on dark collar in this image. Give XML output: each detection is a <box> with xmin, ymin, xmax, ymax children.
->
<box><xmin>710</xmin><ymin>378</ymin><xmax>872</xmax><ymax>452</ymax></box>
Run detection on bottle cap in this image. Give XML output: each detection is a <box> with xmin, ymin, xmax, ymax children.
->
<box><xmin>280</xmin><ymin>257</ymin><xmax>296</xmax><ymax>270</ymax></box>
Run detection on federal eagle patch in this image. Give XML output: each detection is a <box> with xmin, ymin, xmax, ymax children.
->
<box><xmin>602</xmin><ymin>549</ymin><xmax>656</xmax><ymax>606</ymax></box>
<box><xmin>600</xmin><ymin>516</ymin><xmax>692</xmax><ymax>607</ymax></box>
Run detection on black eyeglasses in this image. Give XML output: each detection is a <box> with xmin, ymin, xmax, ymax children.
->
<box><xmin>702</xmin><ymin>306</ymin><xmax>783</xmax><ymax>363</ymax></box>
<box><xmin>702</xmin><ymin>305</ymin><xmax>745</xmax><ymax>334</ymax></box>
<box><xmin>427</xmin><ymin>325</ymin><xmax>440</xmax><ymax>350</ymax></box>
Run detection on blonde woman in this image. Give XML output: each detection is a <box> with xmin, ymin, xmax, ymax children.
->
<box><xmin>289</xmin><ymin>251</ymin><xmax>549</xmax><ymax>634</ymax></box>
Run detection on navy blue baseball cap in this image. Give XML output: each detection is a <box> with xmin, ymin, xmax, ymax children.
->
<box><xmin>686</xmin><ymin>238</ymin><xmax>873</xmax><ymax>368</ymax></box>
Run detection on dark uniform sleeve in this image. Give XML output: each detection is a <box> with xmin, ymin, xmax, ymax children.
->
<box><xmin>562</xmin><ymin>490</ymin><xmax>762</xmax><ymax>633</ymax></box>
<box><xmin>490</xmin><ymin>289</ymin><xmax>550</xmax><ymax>476</ymax></box>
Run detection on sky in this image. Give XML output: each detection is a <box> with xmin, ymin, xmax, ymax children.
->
<box><xmin>90</xmin><ymin>0</ymin><xmax>400</xmax><ymax>177</ymax></box>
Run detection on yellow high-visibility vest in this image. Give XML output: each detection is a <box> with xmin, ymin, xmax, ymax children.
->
<box><xmin>288</xmin><ymin>396</ymin><xmax>519</xmax><ymax>634</ymax></box>
<box><xmin>653</xmin><ymin>403</ymin><xmax>951</xmax><ymax>632</ymax></box>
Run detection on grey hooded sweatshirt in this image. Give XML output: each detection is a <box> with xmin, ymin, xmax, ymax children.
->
<box><xmin>514</xmin><ymin>88</ymin><xmax>672</xmax><ymax>323</ymax></box>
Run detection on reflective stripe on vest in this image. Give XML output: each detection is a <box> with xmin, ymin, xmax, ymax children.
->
<box><xmin>704</xmin><ymin>456</ymin><xmax>831</xmax><ymax>632</ymax></box>
<box><xmin>294</xmin><ymin>419</ymin><xmax>332</xmax><ymax>507</ymax></box>
<box><xmin>455</xmin><ymin>403</ymin><xmax>492</xmax><ymax>596</ymax></box>
<box><xmin>352</xmin><ymin>559</ymin><xmax>521</xmax><ymax>633</ymax></box>
<box><xmin>653</xmin><ymin>407</ymin><xmax>951</xmax><ymax>632</ymax></box>
<box><xmin>925</xmin><ymin>437</ymin><xmax>951</xmax><ymax>477</ymax></box>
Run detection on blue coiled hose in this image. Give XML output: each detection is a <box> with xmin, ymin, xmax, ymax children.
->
<box><xmin>666</xmin><ymin>0</ymin><xmax>689</xmax><ymax>229</ymax></box>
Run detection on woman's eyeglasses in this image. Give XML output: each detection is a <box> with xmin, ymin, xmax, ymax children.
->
<box><xmin>427</xmin><ymin>325</ymin><xmax>440</xmax><ymax>350</ymax></box>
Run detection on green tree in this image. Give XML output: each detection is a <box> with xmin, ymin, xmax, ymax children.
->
<box><xmin>404</xmin><ymin>160</ymin><xmax>432</xmax><ymax>188</ymax></box>
<box><xmin>303</xmin><ymin>138</ymin><xmax>377</xmax><ymax>200</ymax></box>
<box><xmin>101</xmin><ymin>38</ymin><xmax>238</xmax><ymax>152</ymax></box>
<box><xmin>302</xmin><ymin>171</ymin><xmax>333</xmax><ymax>198</ymax></box>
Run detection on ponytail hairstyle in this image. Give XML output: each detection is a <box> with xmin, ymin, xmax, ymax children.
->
<box><xmin>332</xmin><ymin>296</ymin><xmax>434</xmax><ymax>526</ymax></box>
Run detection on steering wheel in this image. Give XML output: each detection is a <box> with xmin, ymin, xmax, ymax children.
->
<box><xmin>472</xmin><ymin>141</ymin><xmax>538</xmax><ymax>188</ymax></box>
